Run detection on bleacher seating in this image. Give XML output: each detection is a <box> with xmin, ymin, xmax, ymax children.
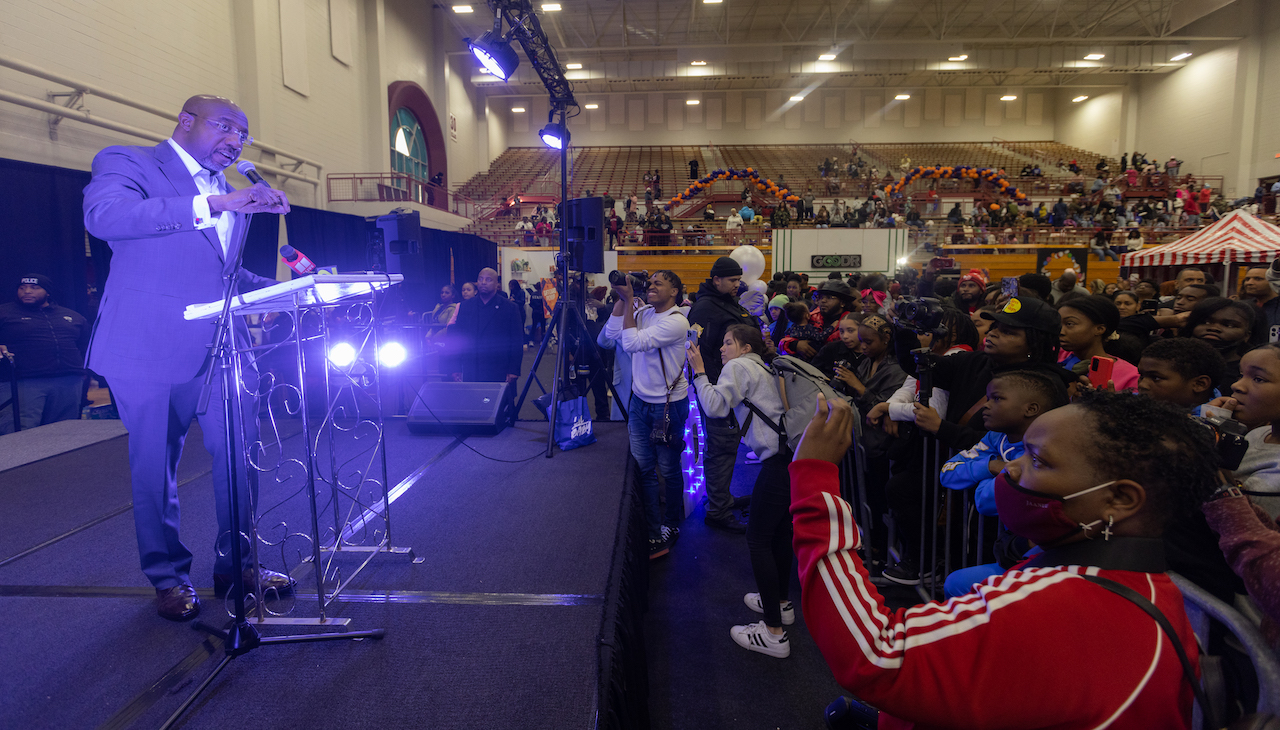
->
<box><xmin>996</xmin><ymin>140</ymin><xmax>1117</xmax><ymax>174</ymax></box>
<box><xmin>455</xmin><ymin>147</ymin><xmax>558</xmax><ymax>201</ymax></box>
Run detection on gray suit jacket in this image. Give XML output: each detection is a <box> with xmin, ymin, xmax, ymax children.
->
<box><xmin>83</xmin><ymin>142</ymin><xmax>275</xmax><ymax>384</ymax></box>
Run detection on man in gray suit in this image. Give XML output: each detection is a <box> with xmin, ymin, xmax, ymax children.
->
<box><xmin>83</xmin><ymin>95</ymin><xmax>292</xmax><ymax>621</ymax></box>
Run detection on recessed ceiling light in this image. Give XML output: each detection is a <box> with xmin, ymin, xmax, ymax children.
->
<box><xmin>895</xmin><ymin>94</ymin><xmax>910</xmax><ymax>100</ymax></box>
<box><xmin>541</xmin><ymin>3</ymin><xmax>561</xmax><ymax>10</ymax></box>
<box><xmin>452</xmin><ymin>4</ymin><xmax>473</xmax><ymax>12</ymax></box>
<box><xmin>1084</xmin><ymin>53</ymin><xmax>1105</xmax><ymax>60</ymax></box>
<box><xmin>1072</xmin><ymin>95</ymin><xmax>1089</xmax><ymax>103</ymax></box>
<box><xmin>819</xmin><ymin>53</ymin><xmax>837</xmax><ymax>61</ymax></box>
<box><xmin>565</xmin><ymin>63</ymin><xmax>582</xmax><ymax>69</ymax></box>
<box><xmin>703</xmin><ymin>0</ymin><xmax>722</xmax><ymax>3</ymax></box>
<box><xmin>686</xmin><ymin>99</ymin><xmax>700</xmax><ymax>105</ymax></box>
<box><xmin>948</xmin><ymin>54</ymin><xmax>968</xmax><ymax>61</ymax></box>
<box><xmin>584</xmin><ymin>103</ymin><xmax>599</xmax><ymax>109</ymax></box>
<box><xmin>1000</xmin><ymin>95</ymin><xmax>1017</xmax><ymax>101</ymax></box>
<box><xmin>690</xmin><ymin>60</ymin><xmax>707</xmax><ymax>66</ymax></box>
<box><xmin>1171</xmin><ymin>52</ymin><xmax>1192</xmax><ymax>61</ymax></box>
<box><xmin>511</xmin><ymin>107</ymin><xmax>526</xmax><ymax>113</ymax></box>
<box><xmin>790</xmin><ymin>95</ymin><xmax>804</xmax><ymax>101</ymax></box>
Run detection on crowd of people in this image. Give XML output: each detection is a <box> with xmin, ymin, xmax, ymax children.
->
<box><xmin>571</xmin><ymin>252</ymin><xmax>1280</xmax><ymax>727</ymax></box>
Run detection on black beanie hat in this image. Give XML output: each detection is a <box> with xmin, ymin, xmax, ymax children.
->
<box><xmin>18</xmin><ymin>273</ymin><xmax>55</xmax><ymax>299</ymax></box>
<box><xmin>710</xmin><ymin>256</ymin><xmax>744</xmax><ymax>278</ymax></box>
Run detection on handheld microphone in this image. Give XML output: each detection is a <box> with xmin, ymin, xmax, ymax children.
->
<box><xmin>236</xmin><ymin>160</ymin><xmax>272</xmax><ymax>188</ymax></box>
<box><xmin>280</xmin><ymin>245</ymin><xmax>316</xmax><ymax>276</ymax></box>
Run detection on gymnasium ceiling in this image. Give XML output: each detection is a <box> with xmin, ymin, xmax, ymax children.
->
<box><xmin>441</xmin><ymin>0</ymin><xmax>1242</xmax><ymax>96</ymax></box>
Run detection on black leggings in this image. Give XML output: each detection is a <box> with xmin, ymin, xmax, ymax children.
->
<box><xmin>747</xmin><ymin>451</ymin><xmax>795</xmax><ymax>628</ymax></box>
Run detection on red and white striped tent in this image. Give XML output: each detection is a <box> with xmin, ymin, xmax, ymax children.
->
<box><xmin>1120</xmin><ymin>210</ymin><xmax>1280</xmax><ymax>267</ymax></box>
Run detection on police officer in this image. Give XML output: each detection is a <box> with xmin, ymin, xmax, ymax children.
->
<box><xmin>0</xmin><ymin>273</ymin><xmax>90</xmax><ymax>433</ymax></box>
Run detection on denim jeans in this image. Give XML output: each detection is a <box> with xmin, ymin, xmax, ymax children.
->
<box><xmin>0</xmin><ymin>374</ymin><xmax>84</xmax><ymax>434</ymax></box>
<box><xmin>627</xmin><ymin>394</ymin><xmax>690</xmax><ymax>539</ymax></box>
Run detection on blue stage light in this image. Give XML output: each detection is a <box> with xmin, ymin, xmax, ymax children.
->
<box><xmin>327</xmin><ymin>342</ymin><xmax>357</xmax><ymax>368</ymax></box>
<box><xmin>378</xmin><ymin>342</ymin><xmax>407</xmax><ymax>367</ymax></box>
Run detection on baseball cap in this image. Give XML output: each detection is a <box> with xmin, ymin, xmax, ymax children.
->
<box><xmin>980</xmin><ymin>295</ymin><xmax>1061</xmax><ymax>334</ymax></box>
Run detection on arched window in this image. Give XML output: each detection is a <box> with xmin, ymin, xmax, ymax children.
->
<box><xmin>391</xmin><ymin>107</ymin><xmax>429</xmax><ymax>182</ymax></box>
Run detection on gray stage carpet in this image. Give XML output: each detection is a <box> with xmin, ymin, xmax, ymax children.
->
<box><xmin>0</xmin><ymin>417</ymin><xmax>632</xmax><ymax>730</ymax></box>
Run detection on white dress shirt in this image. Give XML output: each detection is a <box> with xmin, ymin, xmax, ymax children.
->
<box><xmin>167</xmin><ymin>138</ymin><xmax>233</xmax><ymax>256</ymax></box>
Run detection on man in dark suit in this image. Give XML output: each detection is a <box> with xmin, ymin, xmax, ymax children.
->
<box><xmin>83</xmin><ymin>95</ymin><xmax>292</xmax><ymax>621</ymax></box>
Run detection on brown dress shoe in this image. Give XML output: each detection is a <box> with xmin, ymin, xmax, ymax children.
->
<box><xmin>213</xmin><ymin>567</ymin><xmax>297</xmax><ymax>599</ymax></box>
<box><xmin>156</xmin><ymin>584</ymin><xmax>201</xmax><ymax>621</ymax></box>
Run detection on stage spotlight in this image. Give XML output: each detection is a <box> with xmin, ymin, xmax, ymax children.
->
<box><xmin>469</xmin><ymin>30</ymin><xmax>519</xmax><ymax>80</ymax></box>
<box><xmin>378</xmin><ymin>342</ymin><xmax>407</xmax><ymax>367</ymax></box>
<box><xmin>328</xmin><ymin>342</ymin><xmax>357</xmax><ymax>368</ymax></box>
<box><xmin>539</xmin><ymin>121</ymin><xmax>568</xmax><ymax>149</ymax></box>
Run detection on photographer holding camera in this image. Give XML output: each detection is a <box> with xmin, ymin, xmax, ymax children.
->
<box><xmin>603</xmin><ymin>269</ymin><xmax>690</xmax><ymax>559</ymax></box>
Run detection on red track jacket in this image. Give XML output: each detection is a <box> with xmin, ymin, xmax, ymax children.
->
<box><xmin>790</xmin><ymin>459</ymin><xmax>1198</xmax><ymax>730</ymax></box>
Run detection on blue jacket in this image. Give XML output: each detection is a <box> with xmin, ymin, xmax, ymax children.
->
<box><xmin>939</xmin><ymin>431</ymin><xmax>1024</xmax><ymax>516</ymax></box>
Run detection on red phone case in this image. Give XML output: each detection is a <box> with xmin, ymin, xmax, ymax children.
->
<box><xmin>1089</xmin><ymin>356</ymin><xmax>1116</xmax><ymax>388</ymax></box>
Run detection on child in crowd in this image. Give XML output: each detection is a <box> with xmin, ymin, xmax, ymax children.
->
<box><xmin>1214</xmin><ymin>343</ymin><xmax>1280</xmax><ymax>520</ymax></box>
<box><xmin>782</xmin><ymin>301</ymin><xmax>823</xmax><ymax>354</ymax></box>
<box><xmin>1056</xmin><ymin>294</ymin><xmax>1141</xmax><ymax>391</ymax></box>
<box><xmin>1136</xmin><ymin>337</ymin><xmax>1225</xmax><ymax>409</ymax></box>
<box><xmin>938</xmin><ymin>370</ymin><xmax>1069</xmax><ymax>595</ymax></box>
<box><xmin>810</xmin><ymin>312</ymin><xmax>860</xmax><ymax>378</ymax></box>
<box><xmin>686</xmin><ymin>324</ymin><xmax>792</xmax><ymax>658</ymax></box>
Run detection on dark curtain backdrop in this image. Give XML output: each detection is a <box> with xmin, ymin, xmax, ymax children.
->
<box><xmin>282</xmin><ymin>206</ymin><xmax>372</xmax><ymax>273</ymax></box>
<box><xmin>241</xmin><ymin>214</ymin><xmax>282</xmax><ymax>280</ymax></box>
<box><xmin>441</xmin><ymin>231</ymin><xmax>498</xmax><ymax>287</ymax></box>
<box><xmin>0</xmin><ymin>158</ymin><xmax>95</xmax><ymax>317</ymax></box>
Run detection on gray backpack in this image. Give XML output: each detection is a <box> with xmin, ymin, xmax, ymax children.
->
<box><xmin>742</xmin><ymin>355</ymin><xmax>860</xmax><ymax>453</ymax></box>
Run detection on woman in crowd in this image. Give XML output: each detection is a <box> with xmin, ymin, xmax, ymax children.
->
<box><xmin>814</xmin><ymin>205</ymin><xmax>831</xmax><ymax>228</ymax></box>
<box><xmin>793</xmin><ymin>390</ymin><xmax>1218</xmax><ymax>728</ymax></box>
<box><xmin>429</xmin><ymin>284</ymin><xmax>459</xmax><ymax>328</ymax></box>
<box><xmin>725</xmin><ymin>207</ymin><xmax>743</xmax><ymax>245</ymax></box>
<box><xmin>1057</xmin><ymin>295</ymin><xmax>1140</xmax><ymax>391</ymax></box>
<box><xmin>686</xmin><ymin>324</ymin><xmax>793</xmax><ymax>658</ymax></box>
<box><xmin>1185</xmin><ymin>297</ymin><xmax>1263</xmax><ymax>394</ymax></box>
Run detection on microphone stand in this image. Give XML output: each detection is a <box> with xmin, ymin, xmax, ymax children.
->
<box><xmin>165</xmin><ymin>200</ymin><xmax>383</xmax><ymax>730</ymax></box>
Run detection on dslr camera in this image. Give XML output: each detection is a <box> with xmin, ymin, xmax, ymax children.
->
<box><xmin>1192</xmin><ymin>412</ymin><xmax>1250</xmax><ymax>471</ymax></box>
<box><xmin>608</xmin><ymin>269</ymin><xmax>649</xmax><ymax>293</ymax></box>
<box><xmin>894</xmin><ymin>296</ymin><xmax>947</xmax><ymax>336</ymax></box>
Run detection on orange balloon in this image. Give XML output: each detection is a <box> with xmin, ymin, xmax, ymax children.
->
<box><xmin>989</xmin><ymin>203</ymin><xmax>1000</xmax><ymax>210</ymax></box>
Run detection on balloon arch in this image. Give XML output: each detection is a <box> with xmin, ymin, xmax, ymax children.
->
<box><xmin>888</xmin><ymin>165</ymin><xmax>1028</xmax><ymax>202</ymax></box>
<box><xmin>664</xmin><ymin>167</ymin><xmax>801</xmax><ymax>212</ymax></box>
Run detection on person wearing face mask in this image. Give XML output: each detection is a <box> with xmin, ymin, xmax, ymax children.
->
<box><xmin>687</xmin><ymin>325</ymin><xmax>791</xmax><ymax>657</ymax></box>
<box><xmin>1184</xmin><ymin>297</ymin><xmax>1265</xmax><ymax>394</ymax></box>
<box><xmin>792</xmin><ymin>390</ymin><xmax>1219</xmax><ymax>729</ymax></box>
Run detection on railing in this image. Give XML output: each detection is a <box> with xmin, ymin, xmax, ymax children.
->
<box><xmin>494</xmin><ymin>226</ymin><xmax>772</xmax><ymax>250</ymax></box>
<box><xmin>907</xmin><ymin>223</ymin><xmax>1206</xmax><ymax>255</ymax></box>
<box><xmin>326</xmin><ymin>173</ymin><xmax>478</xmax><ymax>218</ymax></box>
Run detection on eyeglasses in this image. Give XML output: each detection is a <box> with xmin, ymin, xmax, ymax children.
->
<box><xmin>183</xmin><ymin>111</ymin><xmax>253</xmax><ymax>146</ymax></box>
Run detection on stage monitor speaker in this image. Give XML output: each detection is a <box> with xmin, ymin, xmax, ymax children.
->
<box><xmin>406</xmin><ymin>381</ymin><xmax>510</xmax><ymax>435</ymax></box>
<box><xmin>566</xmin><ymin>197</ymin><xmax>604</xmax><ymax>273</ymax></box>
<box><xmin>377</xmin><ymin>210</ymin><xmax>422</xmax><ymax>263</ymax></box>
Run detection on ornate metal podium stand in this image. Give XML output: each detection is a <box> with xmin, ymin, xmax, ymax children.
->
<box><xmin>185</xmin><ymin>273</ymin><xmax>413</xmax><ymax>626</ymax></box>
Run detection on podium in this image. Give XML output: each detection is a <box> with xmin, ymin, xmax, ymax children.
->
<box><xmin>185</xmin><ymin>273</ymin><xmax>411</xmax><ymax>624</ymax></box>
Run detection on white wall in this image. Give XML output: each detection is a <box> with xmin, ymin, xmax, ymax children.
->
<box><xmin>1133</xmin><ymin>45</ymin><xmax>1239</xmax><ymax>187</ymax></box>
<box><xmin>491</xmin><ymin>89</ymin><xmax>1057</xmax><ymax>148</ymax></box>
<box><xmin>1053</xmin><ymin>88</ymin><xmax>1125</xmax><ymax>158</ymax></box>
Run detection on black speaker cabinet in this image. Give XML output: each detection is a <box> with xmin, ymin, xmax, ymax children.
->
<box><xmin>566</xmin><ymin>197</ymin><xmax>604</xmax><ymax>273</ymax></box>
<box><xmin>406</xmin><ymin>381</ymin><xmax>510</xmax><ymax>435</ymax></box>
<box><xmin>377</xmin><ymin>210</ymin><xmax>422</xmax><ymax>269</ymax></box>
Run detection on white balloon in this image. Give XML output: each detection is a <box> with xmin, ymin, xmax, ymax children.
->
<box><xmin>748</xmin><ymin>279</ymin><xmax>768</xmax><ymax>295</ymax></box>
<box><xmin>729</xmin><ymin>245</ymin><xmax>766</xmax><ymax>283</ymax></box>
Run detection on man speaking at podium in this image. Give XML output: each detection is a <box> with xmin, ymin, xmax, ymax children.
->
<box><xmin>83</xmin><ymin>95</ymin><xmax>293</xmax><ymax>621</ymax></box>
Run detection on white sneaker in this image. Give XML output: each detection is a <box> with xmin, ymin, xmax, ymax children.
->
<box><xmin>730</xmin><ymin>621</ymin><xmax>790</xmax><ymax>658</ymax></box>
<box><xmin>744</xmin><ymin>592</ymin><xmax>795</xmax><ymax>625</ymax></box>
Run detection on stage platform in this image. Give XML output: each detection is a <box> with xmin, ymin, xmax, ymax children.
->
<box><xmin>0</xmin><ymin>416</ymin><xmax>641</xmax><ymax>730</ymax></box>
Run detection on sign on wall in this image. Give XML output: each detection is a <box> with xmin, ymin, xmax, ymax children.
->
<box><xmin>449</xmin><ymin>113</ymin><xmax>458</xmax><ymax>142</ymax></box>
<box><xmin>811</xmin><ymin>254</ymin><xmax>863</xmax><ymax>269</ymax></box>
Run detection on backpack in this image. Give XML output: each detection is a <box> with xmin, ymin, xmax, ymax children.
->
<box><xmin>742</xmin><ymin>355</ymin><xmax>860</xmax><ymax>454</ymax></box>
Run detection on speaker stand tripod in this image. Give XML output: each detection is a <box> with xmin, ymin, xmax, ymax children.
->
<box><xmin>513</xmin><ymin>269</ymin><xmax>627</xmax><ymax>458</ymax></box>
